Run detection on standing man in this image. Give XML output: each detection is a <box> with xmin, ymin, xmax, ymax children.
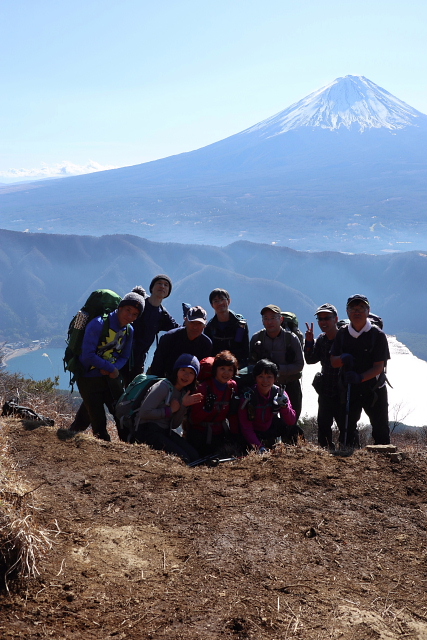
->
<box><xmin>125</xmin><ymin>275</ymin><xmax>179</xmax><ymax>385</ymax></box>
<box><xmin>304</xmin><ymin>303</ymin><xmax>344</xmax><ymax>450</ymax></box>
<box><xmin>76</xmin><ymin>291</ymin><xmax>145</xmax><ymax>441</ymax></box>
<box><xmin>204</xmin><ymin>288</ymin><xmax>249</xmax><ymax>367</ymax></box>
<box><xmin>250</xmin><ymin>304</ymin><xmax>304</xmax><ymax>419</ymax></box>
<box><xmin>330</xmin><ymin>294</ymin><xmax>390</xmax><ymax>447</ymax></box>
<box><xmin>148</xmin><ymin>306</ymin><xmax>212</xmax><ymax>378</ymax></box>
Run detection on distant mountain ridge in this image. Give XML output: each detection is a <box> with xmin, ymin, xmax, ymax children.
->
<box><xmin>1</xmin><ymin>229</ymin><xmax>427</xmax><ymax>360</ymax></box>
<box><xmin>1</xmin><ymin>76</ymin><xmax>427</xmax><ymax>252</ymax></box>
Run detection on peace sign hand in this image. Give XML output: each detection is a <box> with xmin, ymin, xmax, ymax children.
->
<box><xmin>305</xmin><ymin>322</ymin><xmax>314</xmax><ymax>342</ymax></box>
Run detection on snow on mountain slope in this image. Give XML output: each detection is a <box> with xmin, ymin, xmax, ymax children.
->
<box><xmin>243</xmin><ymin>75</ymin><xmax>427</xmax><ymax>137</ymax></box>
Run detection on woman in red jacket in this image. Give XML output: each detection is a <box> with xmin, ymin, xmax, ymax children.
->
<box><xmin>186</xmin><ymin>350</ymin><xmax>239</xmax><ymax>457</ymax></box>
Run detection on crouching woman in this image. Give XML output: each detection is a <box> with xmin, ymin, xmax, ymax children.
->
<box><xmin>186</xmin><ymin>350</ymin><xmax>240</xmax><ymax>457</ymax></box>
<box><xmin>238</xmin><ymin>359</ymin><xmax>297</xmax><ymax>453</ymax></box>
<box><xmin>134</xmin><ymin>354</ymin><xmax>203</xmax><ymax>463</ymax></box>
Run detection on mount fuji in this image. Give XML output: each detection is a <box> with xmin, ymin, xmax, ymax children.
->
<box><xmin>1</xmin><ymin>75</ymin><xmax>427</xmax><ymax>252</ymax></box>
<box><xmin>242</xmin><ymin>75</ymin><xmax>425</xmax><ymax>134</ymax></box>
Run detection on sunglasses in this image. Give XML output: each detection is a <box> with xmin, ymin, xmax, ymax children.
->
<box><xmin>347</xmin><ymin>305</ymin><xmax>368</xmax><ymax>313</ymax></box>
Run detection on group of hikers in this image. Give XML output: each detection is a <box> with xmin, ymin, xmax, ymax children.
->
<box><xmin>66</xmin><ymin>274</ymin><xmax>391</xmax><ymax>462</ymax></box>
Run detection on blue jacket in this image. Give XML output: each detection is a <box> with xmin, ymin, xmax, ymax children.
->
<box><xmin>80</xmin><ymin>311</ymin><xmax>133</xmax><ymax>377</ymax></box>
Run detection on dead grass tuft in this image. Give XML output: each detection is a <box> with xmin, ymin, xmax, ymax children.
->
<box><xmin>0</xmin><ymin>422</ymin><xmax>55</xmax><ymax>593</ymax></box>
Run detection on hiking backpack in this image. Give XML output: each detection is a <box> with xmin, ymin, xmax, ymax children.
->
<box><xmin>115</xmin><ymin>373</ymin><xmax>174</xmax><ymax>442</ymax></box>
<box><xmin>198</xmin><ymin>357</ymin><xmax>215</xmax><ymax>382</ymax></box>
<box><xmin>63</xmin><ymin>289</ymin><xmax>122</xmax><ymax>388</ymax></box>
<box><xmin>281</xmin><ymin>311</ymin><xmax>304</xmax><ymax>347</ymax></box>
<box><xmin>336</xmin><ymin>312</ymin><xmax>383</xmax><ymax>331</ymax></box>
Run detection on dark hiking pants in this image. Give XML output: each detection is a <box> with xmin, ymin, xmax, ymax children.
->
<box><xmin>317</xmin><ymin>393</ymin><xmax>345</xmax><ymax>450</ymax></box>
<box><xmin>77</xmin><ymin>375</ymin><xmax>124</xmax><ymax>441</ymax></box>
<box><xmin>346</xmin><ymin>384</ymin><xmax>390</xmax><ymax>446</ymax></box>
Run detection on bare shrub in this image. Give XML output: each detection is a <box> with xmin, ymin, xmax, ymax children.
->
<box><xmin>298</xmin><ymin>414</ymin><xmax>318</xmax><ymax>444</ymax></box>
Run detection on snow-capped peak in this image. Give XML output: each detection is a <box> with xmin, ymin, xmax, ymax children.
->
<box><xmin>243</xmin><ymin>75</ymin><xmax>425</xmax><ymax>136</ymax></box>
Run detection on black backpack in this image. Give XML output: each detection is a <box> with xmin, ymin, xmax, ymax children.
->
<box><xmin>336</xmin><ymin>313</ymin><xmax>383</xmax><ymax>331</ymax></box>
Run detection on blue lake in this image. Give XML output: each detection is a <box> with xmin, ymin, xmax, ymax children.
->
<box><xmin>5</xmin><ymin>345</ymin><xmax>157</xmax><ymax>391</ymax></box>
<box><xmin>5</xmin><ymin>348</ymin><xmax>70</xmax><ymax>390</ymax></box>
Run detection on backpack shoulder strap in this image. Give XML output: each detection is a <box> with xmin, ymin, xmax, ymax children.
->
<box><xmin>368</xmin><ymin>325</ymin><xmax>381</xmax><ymax>353</ymax></box>
<box><xmin>164</xmin><ymin>379</ymin><xmax>174</xmax><ymax>405</ymax></box>
<box><xmin>98</xmin><ymin>314</ymin><xmax>111</xmax><ymax>342</ymax></box>
<box><xmin>334</xmin><ymin>326</ymin><xmax>347</xmax><ymax>353</ymax></box>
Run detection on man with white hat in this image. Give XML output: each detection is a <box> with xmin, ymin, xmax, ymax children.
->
<box><xmin>330</xmin><ymin>294</ymin><xmax>390</xmax><ymax>447</ymax></box>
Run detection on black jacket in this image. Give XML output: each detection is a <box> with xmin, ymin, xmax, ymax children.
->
<box><xmin>204</xmin><ymin>310</ymin><xmax>249</xmax><ymax>367</ymax></box>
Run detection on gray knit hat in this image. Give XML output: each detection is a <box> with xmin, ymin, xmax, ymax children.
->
<box><xmin>132</xmin><ymin>285</ymin><xmax>147</xmax><ymax>298</ymax></box>
<box><xmin>118</xmin><ymin>291</ymin><xmax>145</xmax><ymax>318</ymax></box>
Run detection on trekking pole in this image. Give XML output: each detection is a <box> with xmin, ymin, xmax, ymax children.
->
<box><xmin>343</xmin><ymin>383</ymin><xmax>351</xmax><ymax>447</ymax></box>
<box><xmin>188</xmin><ymin>454</ymin><xmax>238</xmax><ymax>468</ymax></box>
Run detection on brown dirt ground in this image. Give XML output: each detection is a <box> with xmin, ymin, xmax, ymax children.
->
<box><xmin>1</xmin><ymin>418</ymin><xmax>427</xmax><ymax>640</ymax></box>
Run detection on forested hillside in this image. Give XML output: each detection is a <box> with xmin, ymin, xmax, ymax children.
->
<box><xmin>1</xmin><ymin>229</ymin><xmax>427</xmax><ymax>357</ymax></box>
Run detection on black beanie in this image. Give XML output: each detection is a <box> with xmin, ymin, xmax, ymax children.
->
<box><xmin>118</xmin><ymin>291</ymin><xmax>145</xmax><ymax>318</ymax></box>
<box><xmin>149</xmin><ymin>274</ymin><xmax>172</xmax><ymax>297</ymax></box>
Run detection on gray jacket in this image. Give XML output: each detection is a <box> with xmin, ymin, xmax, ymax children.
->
<box><xmin>136</xmin><ymin>380</ymin><xmax>186</xmax><ymax>431</ymax></box>
<box><xmin>250</xmin><ymin>328</ymin><xmax>304</xmax><ymax>383</ymax></box>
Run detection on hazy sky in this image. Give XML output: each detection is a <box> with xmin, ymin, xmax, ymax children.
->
<box><xmin>1</xmin><ymin>0</ymin><xmax>426</xmax><ymax>181</ymax></box>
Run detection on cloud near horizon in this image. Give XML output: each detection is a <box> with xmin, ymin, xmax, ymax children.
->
<box><xmin>0</xmin><ymin>160</ymin><xmax>118</xmax><ymax>180</ymax></box>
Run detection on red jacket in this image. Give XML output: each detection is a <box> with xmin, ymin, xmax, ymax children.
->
<box><xmin>189</xmin><ymin>378</ymin><xmax>238</xmax><ymax>436</ymax></box>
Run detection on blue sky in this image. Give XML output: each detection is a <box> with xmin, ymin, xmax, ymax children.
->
<box><xmin>1</xmin><ymin>0</ymin><xmax>426</xmax><ymax>181</ymax></box>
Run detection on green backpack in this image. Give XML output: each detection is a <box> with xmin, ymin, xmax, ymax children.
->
<box><xmin>281</xmin><ymin>311</ymin><xmax>304</xmax><ymax>347</ymax></box>
<box><xmin>64</xmin><ymin>289</ymin><xmax>122</xmax><ymax>388</ymax></box>
<box><xmin>115</xmin><ymin>374</ymin><xmax>174</xmax><ymax>443</ymax></box>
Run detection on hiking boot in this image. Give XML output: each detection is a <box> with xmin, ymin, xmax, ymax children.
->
<box><xmin>93</xmin><ymin>430</ymin><xmax>111</xmax><ymax>442</ymax></box>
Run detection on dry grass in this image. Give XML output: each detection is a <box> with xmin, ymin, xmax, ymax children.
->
<box><xmin>0</xmin><ymin>369</ymin><xmax>75</xmax><ymax>430</ymax></box>
<box><xmin>0</xmin><ymin>370</ymin><xmax>72</xmax><ymax>593</ymax></box>
<box><xmin>0</xmin><ymin>409</ymin><xmax>59</xmax><ymax>592</ymax></box>
<box><xmin>0</xmin><ymin>362</ymin><xmax>427</xmax><ymax>612</ymax></box>
<box><xmin>2</xmin><ymin>415</ymin><xmax>427</xmax><ymax>638</ymax></box>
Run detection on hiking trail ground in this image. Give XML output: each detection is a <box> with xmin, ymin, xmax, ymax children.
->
<box><xmin>1</xmin><ymin>418</ymin><xmax>427</xmax><ymax>639</ymax></box>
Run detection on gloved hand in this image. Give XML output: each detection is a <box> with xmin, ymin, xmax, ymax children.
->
<box><xmin>341</xmin><ymin>353</ymin><xmax>354</xmax><ymax>369</ymax></box>
<box><xmin>258</xmin><ymin>446</ymin><xmax>268</xmax><ymax>454</ymax></box>
<box><xmin>345</xmin><ymin>371</ymin><xmax>363</xmax><ymax>384</ymax></box>
<box><xmin>273</xmin><ymin>389</ymin><xmax>289</xmax><ymax>407</ymax></box>
<box><xmin>253</xmin><ymin>341</ymin><xmax>264</xmax><ymax>356</ymax></box>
